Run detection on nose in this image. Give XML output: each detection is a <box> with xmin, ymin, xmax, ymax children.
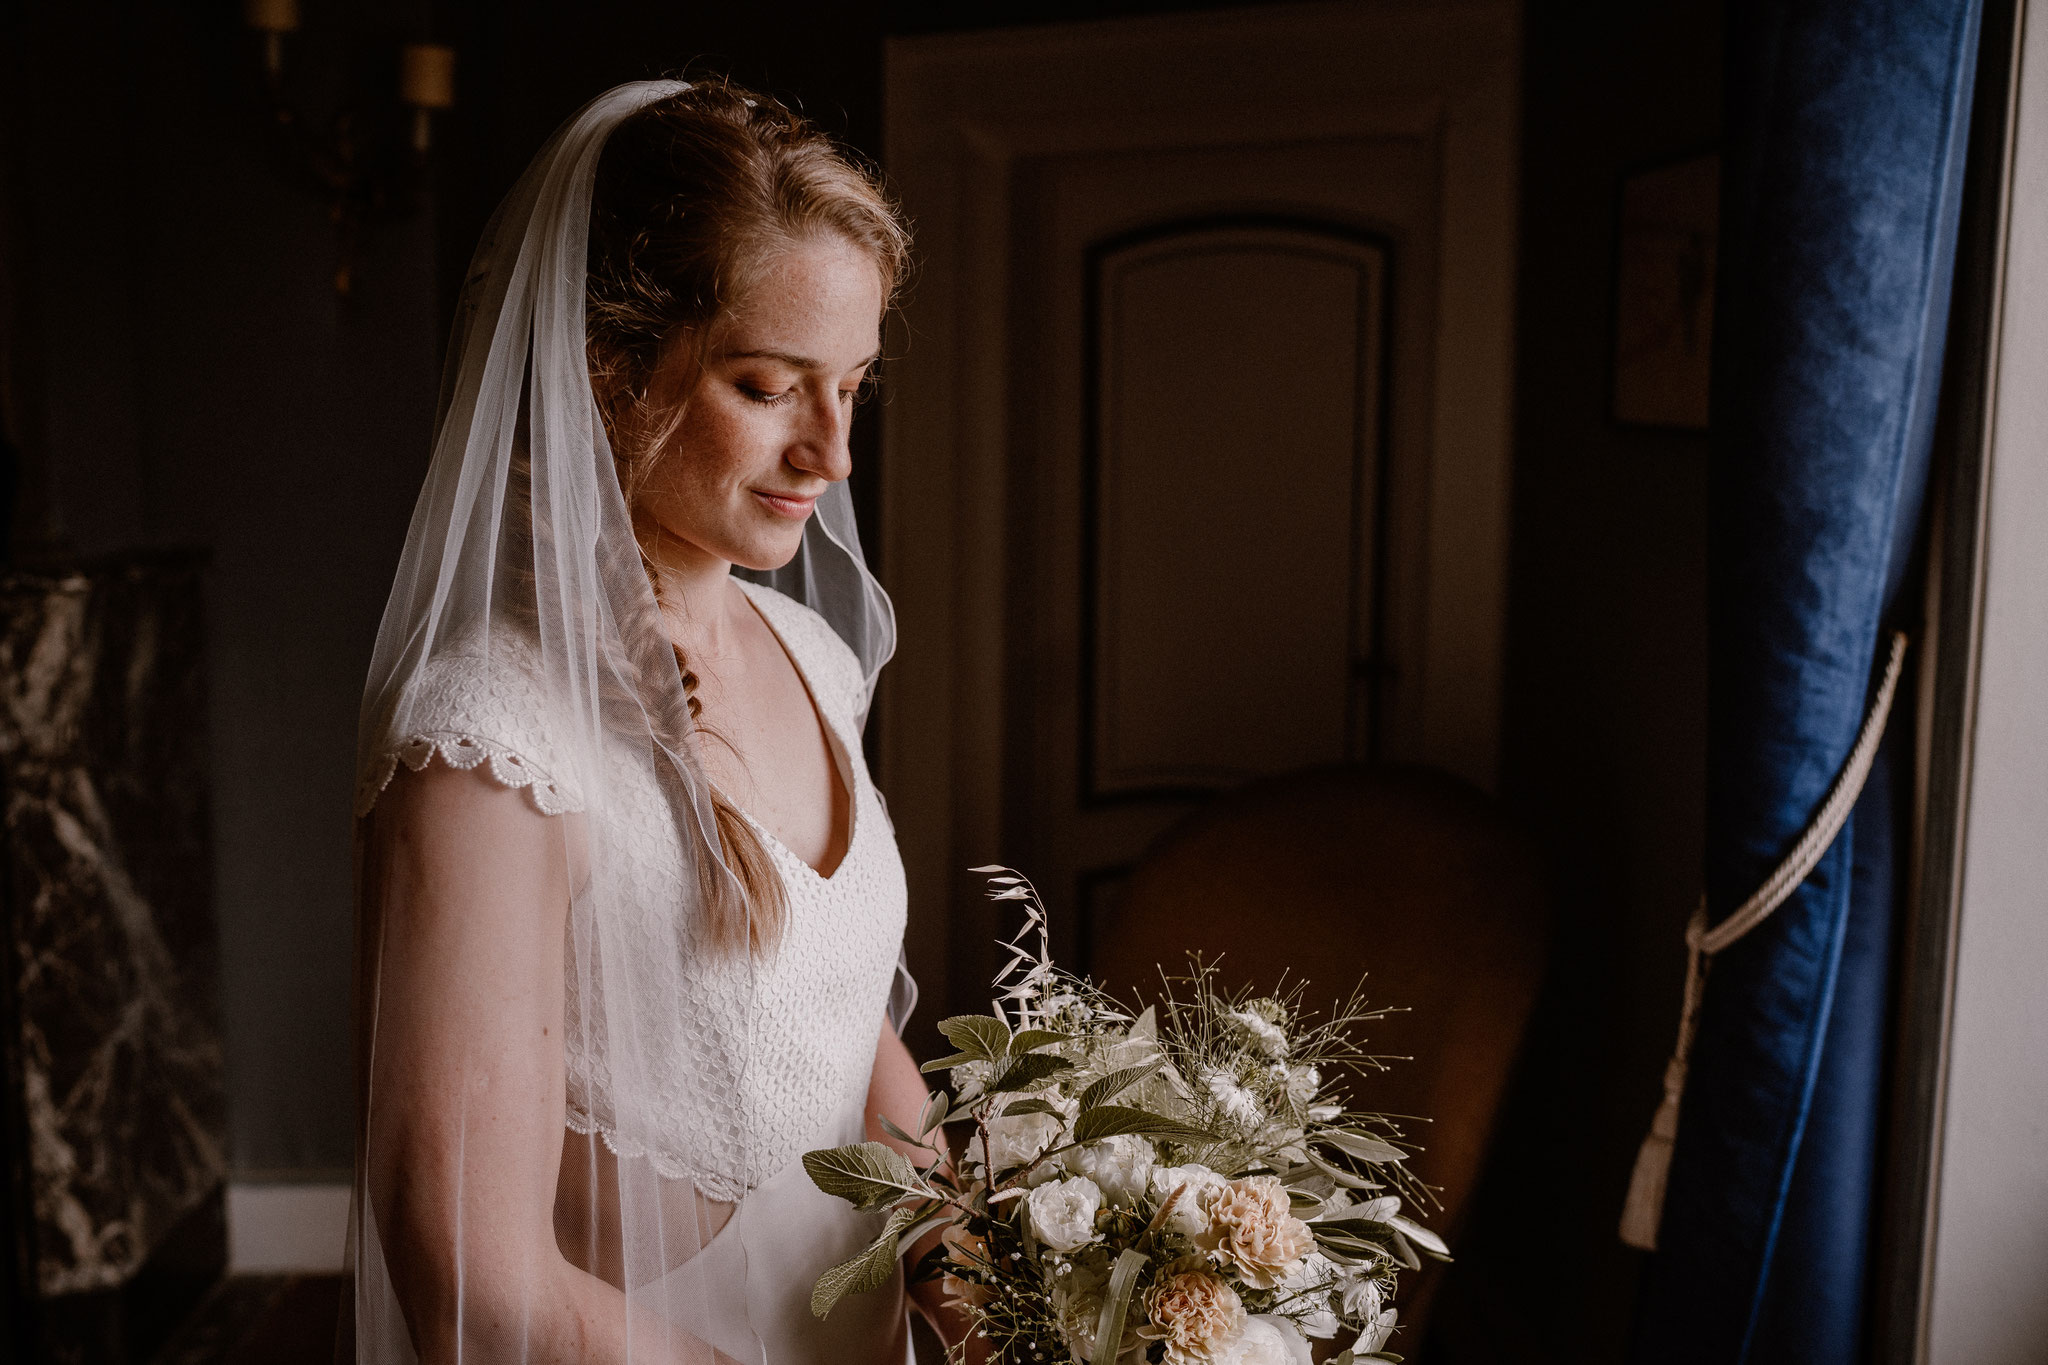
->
<box><xmin>788</xmin><ymin>388</ymin><xmax>853</xmax><ymax>484</ymax></box>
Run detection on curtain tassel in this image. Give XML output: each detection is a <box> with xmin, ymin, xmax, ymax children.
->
<box><xmin>1618</xmin><ymin>630</ymin><xmax>1910</xmax><ymax>1253</ymax></box>
<box><xmin>1620</xmin><ymin>905</ymin><xmax>1709</xmax><ymax>1250</ymax></box>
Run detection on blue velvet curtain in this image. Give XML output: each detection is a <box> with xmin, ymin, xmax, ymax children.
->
<box><xmin>1629</xmin><ymin>2</ymin><xmax>1982</xmax><ymax>1362</ymax></box>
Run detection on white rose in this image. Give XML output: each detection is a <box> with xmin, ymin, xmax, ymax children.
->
<box><xmin>1226</xmin><ymin>1009</ymin><xmax>1290</xmax><ymax>1059</ymax></box>
<box><xmin>1149</xmin><ymin>1163</ymin><xmax>1229</xmax><ymax>1238</ymax></box>
<box><xmin>1026</xmin><ymin>1175</ymin><xmax>1104</xmax><ymax>1254</ymax></box>
<box><xmin>1352</xmin><ymin>1308</ymin><xmax>1398</xmax><ymax>1356</ymax></box>
<box><xmin>969</xmin><ymin>1092</ymin><xmax>1077</xmax><ymax>1173</ymax></box>
<box><xmin>1066</xmin><ymin>1134</ymin><xmax>1156</xmax><ymax>1206</ymax></box>
<box><xmin>1216</xmin><ymin>1315</ymin><xmax>1312</xmax><ymax>1365</ymax></box>
<box><xmin>1278</xmin><ymin>1253</ymin><xmax>1341</xmax><ymax>1339</ymax></box>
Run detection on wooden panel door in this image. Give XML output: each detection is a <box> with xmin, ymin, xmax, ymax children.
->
<box><xmin>881</xmin><ymin>1</ymin><xmax>1520</xmax><ymax>1018</ymax></box>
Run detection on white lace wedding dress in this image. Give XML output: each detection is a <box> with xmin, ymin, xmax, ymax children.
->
<box><xmin>360</xmin><ymin>577</ymin><xmax>917</xmax><ymax>1365</ymax></box>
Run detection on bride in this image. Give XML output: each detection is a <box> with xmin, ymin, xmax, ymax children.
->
<box><xmin>346</xmin><ymin>79</ymin><xmax>963</xmax><ymax>1364</ymax></box>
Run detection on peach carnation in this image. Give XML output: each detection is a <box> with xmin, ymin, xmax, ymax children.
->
<box><xmin>1141</xmin><ymin>1268</ymin><xmax>1247</xmax><ymax>1364</ymax></box>
<box><xmin>1198</xmin><ymin>1175</ymin><xmax>1314</xmax><ymax>1289</ymax></box>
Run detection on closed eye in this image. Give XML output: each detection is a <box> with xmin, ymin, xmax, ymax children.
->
<box><xmin>737</xmin><ymin>383</ymin><xmax>797</xmax><ymax>407</ymax></box>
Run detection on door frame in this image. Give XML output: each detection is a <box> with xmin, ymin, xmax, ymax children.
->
<box><xmin>878</xmin><ymin>0</ymin><xmax>1522</xmax><ymax>1021</ymax></box>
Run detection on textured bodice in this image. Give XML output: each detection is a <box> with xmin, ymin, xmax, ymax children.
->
<box><xmin>355</xmin><ymin>578</ymin><xmax>908</xmax><ymax>1201</ymax></box>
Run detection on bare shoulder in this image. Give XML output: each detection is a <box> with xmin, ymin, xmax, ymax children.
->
<box><xmin>363</xmin><ymin>755</ymin><xmax>581</xmax><ymax>931</ymax></box>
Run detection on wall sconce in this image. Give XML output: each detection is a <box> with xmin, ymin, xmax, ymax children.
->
<box><xmin>242</xmin><ymin>0</ymin><xmax>457</xmax><ymax>296</ymax></box>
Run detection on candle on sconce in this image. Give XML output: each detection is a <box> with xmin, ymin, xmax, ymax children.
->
<box><xmin>243</xmin><ymin>0</ymin><xmax>300</xmax><ymax>30</ymax></box>
<box><xmin>400</xmin><ymin>43</ymin><xmax>457</xmax><ymax>153</ymax></box>
<box><xmin>244</xmin><ymin>0</ymin><xmax>299</xmax><ymax>79</ymax></box>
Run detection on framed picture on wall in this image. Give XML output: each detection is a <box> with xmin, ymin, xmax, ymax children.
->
<box><xmin>1611</xmin><ymin>150</ymin><xmax>1720</xmax><ymax>430</ymax></box>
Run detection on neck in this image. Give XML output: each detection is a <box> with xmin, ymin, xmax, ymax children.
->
<box><xmin>642</xmin><ymin>524</ymin><xmax>739</xmax><ymax>651</ymax></box>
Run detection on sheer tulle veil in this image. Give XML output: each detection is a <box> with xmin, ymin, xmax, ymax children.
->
<box><xmin>344</xmin><ymin>80</ymin><xmax>896</xmax><ymax>1362</ymax></box>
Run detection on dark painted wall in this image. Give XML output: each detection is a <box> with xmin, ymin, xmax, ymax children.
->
<box><xmin>3</xmin><ymin>2</ymin><xmax>439</xmax><ymax>1178</ymax></box>
<box><xmin>1427</xmin><ymin>2</ymin><xmax>1720</xmax><ymax>1361</ymax></box>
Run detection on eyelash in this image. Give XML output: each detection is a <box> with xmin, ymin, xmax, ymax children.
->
<box><xmin>736</xmin><ymin>381</ymin><xmax>874</xmax><ymax>408</ymax></box>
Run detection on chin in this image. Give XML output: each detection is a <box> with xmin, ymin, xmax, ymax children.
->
<box><xmin>725</xmin><ymin>526</ymin><xmax>809</xmax><ymax>574</ymax></box>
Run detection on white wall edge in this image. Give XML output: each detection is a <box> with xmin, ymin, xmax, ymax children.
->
<box><xmin>227</xmin><ymin>1182</ymin><xmax>351</xmax><ymax>1275</ymax></box>
<box><xmin>1925</xmin><ymin>0</ymin><xmax>2048</xmax><ymax>1357</ymax></box>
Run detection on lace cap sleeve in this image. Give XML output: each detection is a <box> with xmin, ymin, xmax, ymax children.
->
<box><xmin>354</xmin><ymin>642</ymin><xmax>586</xmax><ymax>818</ymax></box>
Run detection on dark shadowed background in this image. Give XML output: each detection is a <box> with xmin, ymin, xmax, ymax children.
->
<box><xmin>0</xmin><ymin>2</ymin><xmax>1719</xmax><ymax>1359</ymax></box>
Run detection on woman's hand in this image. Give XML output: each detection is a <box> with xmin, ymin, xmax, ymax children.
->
<box><xmin>866</xmin><ymin>1020</ymin><xmax>996</xmax><ymax>1364</ymax></box>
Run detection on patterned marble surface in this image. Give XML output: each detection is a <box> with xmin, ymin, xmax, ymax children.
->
<box><xmin>0</xmin><ymin>555</ymin><xmax>226</xmax><ymax>1302</ymax></box>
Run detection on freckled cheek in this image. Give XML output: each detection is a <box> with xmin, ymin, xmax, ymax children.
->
<box><xmin>648</xmin><ymin>409</ymin><xmax>777</xmax><ymax>510</ymax></box>
<box><xmin>688</xmin><ymin>402</ymin><xmax>789</xmax><ymax>490</ymax></box>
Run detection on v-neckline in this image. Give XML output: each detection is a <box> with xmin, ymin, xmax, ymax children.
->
<box><xmin>723</xmin><ymin>580</ymin><xmax>857</xmax><ymax>883</ymax></box>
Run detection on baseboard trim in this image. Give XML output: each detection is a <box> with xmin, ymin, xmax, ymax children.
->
<box><xmin>227</xmin><ymin>1182</ymin><xmax>351</xmax><ymax>1274</ymax></box>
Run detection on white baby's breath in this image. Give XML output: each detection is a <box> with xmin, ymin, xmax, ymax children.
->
<box><xmin>1049</xmin><ymin>1251</ymin><xmax>1129</xmax><ymax>1359</ymax></box>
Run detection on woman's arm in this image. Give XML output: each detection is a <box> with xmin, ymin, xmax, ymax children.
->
<box><xmin>866</xmin><ymin>1019</ymin><xmax>988</xmax><ymax>1363</ymax></box>
<box><xmin>363</xmin><ymin>762</ymin><xmax>733</xmax><ymax>1365</ymax></box>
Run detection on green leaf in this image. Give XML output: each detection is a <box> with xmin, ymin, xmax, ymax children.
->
<box><xmin>1072</xmin><ymin>1106</ymin><xmax>1215</xmax><ymax>1144</ymax></box>
<box><xmin>810</xmin><ymin>1205</ymin><xmax>920</xmax><ymax>1318</ymax></box>
<box><xmin>938</xmin><ymin>1014</ymin><xmax>1012</xmax><ymax>1063</ymax></box>
<box><xmin>803</xmin><ymin>1142</ymin><xmax>932</xmax><ymax>1211</ymax></box>
<box><xmin>1080</xmin><ymin>1062</ymin><xmax>1161</xmax><ymax>1111</ymax></box>
<box><xmin>988</xmin><ymin>1052</ymin><xmax>1076</xmax><ymax>1092</ymax></box>
<box><xmin>1002</xmin><ymin>1097</ymin><xmax>1064</xmax><ymax>1118</ymax></box>
<box><xmin>1390</xmin><ymin>1213</ymin><xmax>1450</xmax><ymax>1260</ymax></box>
<box><xmin>919</xmin><ymin>1050</ymin><xmax>982</xmax><ymax>1074</ymax></box>
<box><xmin>917</xmin><ymin>1090</ymin><xmax>949</xmax><ymax>1137</ymax></box>
<box><xmin>1317</xmin><ymin>1196</ymin><xmax>1400</xmax><ymax>1224</ymax></box>
<box><xmin>1126</xmin><ymin>1005</ymin><xmax>1158</xmax><ymax>1042</ymax></box>
<box><xmin>1307</xmin><ymin>1151</ymin><xmax>1378</xmax><ymax>1189</ymax></box>
<box><xmin>1321</xmin><ymin>1130</ymin><xmax>1406</xmax><ymax>1165</ymax></box>
<box><xmin>1009</xmin><ymin>1028</ymin><xmax>1071</xmax><ymax>1054</ymax></box>
<box><xmin>1090</xmin><ymin>1247</ymin><xmax>1149</xmax><ymax>1364</ymax></box>
<box><xmin>877</xmin><ymin>1113</ymin><xmax>922</xmax><ymax>1147</ymax></box>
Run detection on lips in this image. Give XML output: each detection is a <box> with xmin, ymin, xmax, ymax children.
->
<box><xmin>752</xmin><ymin>488</ymin><xmax>821</xmax><ymax>520</ymax></box>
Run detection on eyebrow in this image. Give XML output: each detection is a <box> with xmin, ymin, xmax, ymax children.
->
<box><xmin>726</xmin><ymin>347</ymin><xmax>881</xmax><ymax>373</ymax></box>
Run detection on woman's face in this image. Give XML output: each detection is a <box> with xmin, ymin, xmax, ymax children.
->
<box><xmin>634</xmin><ymin>232</ymin><xmax>884</xmax><ymax>574</ymax></box>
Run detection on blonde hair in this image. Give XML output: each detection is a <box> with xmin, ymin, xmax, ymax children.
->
<box><xmin>585</xmin><ymin>76</ymin><xmax>909</xmax><ymax>956</ymax></box>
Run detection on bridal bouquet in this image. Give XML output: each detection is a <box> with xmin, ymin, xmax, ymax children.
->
<box><xmin>805</xmin><ymin>869</ymin><xmax>1445</xmax><ymax>1365</ymax></box>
